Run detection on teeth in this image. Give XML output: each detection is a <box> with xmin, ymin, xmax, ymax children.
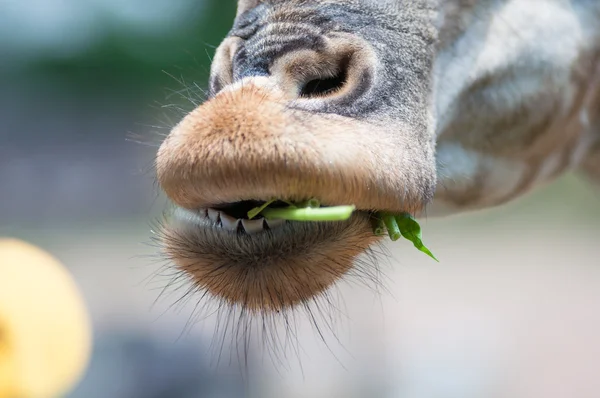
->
<box><xmin>265</xmin><ymin>218</ymin><xmax>285</xmax><ymax>229</ymax></box>
<box><xmin>241</xmin><ymin>218</ymin><xmax>265</xmax><ymax>234</ymax></box>
<box><xmin>194</xmin><ymin>207</ymin><xmax>287</xmax><ymax>234</ymax></box>
<box><xmin>207</xmin><ymin>208</ymin><xmax>220</xmax><ymax>224</ymax></box>
<box><xmin>220</xmin><ymin>213</ymin><xmax>241</xmax><ymax>231</ymax></box>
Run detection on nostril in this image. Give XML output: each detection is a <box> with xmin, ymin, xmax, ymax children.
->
<box><xmin>300</xmin><ymin>62</ymin><xmax>348</xmax><ymax>98</ymax></box>
<box><xmin>299</xmin><ymin>56</ymin><xmax>350</xmax><ymax>98</ymax></box>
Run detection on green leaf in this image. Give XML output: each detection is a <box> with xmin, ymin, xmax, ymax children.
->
<box><xmin>395</xmin><ymin>213</ymin><xmax>439</xmax><ymax>262</ymax></box>
<box><xmin>247</xmin><ymin>199</ymin><xmax>276</xmax><ymax>219</ymax></box>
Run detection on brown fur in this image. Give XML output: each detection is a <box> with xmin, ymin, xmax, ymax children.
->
<box><xmin>161</xmin><ymin>211</ymin><xmax>379</xmax><ymax>311</ymax></box>
<box><xmin>157</xmin><ymin>81</ymin><xmax>430</xmax><ymax>214</ymax></box>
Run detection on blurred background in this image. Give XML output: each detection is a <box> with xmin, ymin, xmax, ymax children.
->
<box><xmin>2</xmin><ymin>1</ymin><xmax>600</xmax><ymax>397</ymax></box>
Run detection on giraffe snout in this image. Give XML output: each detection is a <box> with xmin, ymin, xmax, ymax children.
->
<box><xmin>156</xmin><ymin>81</ymin><xmax>424</xmax><ymax>214</ymax></box>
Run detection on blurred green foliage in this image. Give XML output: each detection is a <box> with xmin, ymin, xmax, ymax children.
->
<box><xmin>16</xmin><ymin>0</ymin><xmax>236</xmax><ymax>95</ymax></box>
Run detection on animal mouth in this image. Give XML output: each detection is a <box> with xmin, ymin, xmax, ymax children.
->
<box><xmin>181</xmin><ymin>199</ymin><xmax>362</xmax><ymax>233</ymax></box>
<box><xmin>154</xmin><ymin>83</ymin><xmax>431</xmax><ymax>313</ymax></box>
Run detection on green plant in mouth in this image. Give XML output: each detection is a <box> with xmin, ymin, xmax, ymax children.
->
<box><xmin>247</xmin><ymin>199</ymin><xmax>438</xmax><ymax>261</ymax></box>
<box><xmin>379</xmin><ymin>212</ymin><xmax>438</xmax><ymax>261</ymax></box>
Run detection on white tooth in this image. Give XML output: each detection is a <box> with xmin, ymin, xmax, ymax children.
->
<box><xmin>242</xmin><ymin>218</ymin><xmax>265</xmax><ymax>234</ymax></box>
<box><xmin>220</xmin><ymin>213</ymin><xmax>241</xmax><ymax>231</ymax></box>
<box><xmin>208</xmin><ymin>208</ymin><xmax>220</xmax><ymax>224</ymax></box>
<box><xmin>265</xmin><ymin>218</ymin><xmax>285</xmax><ymax>229</ymax></box>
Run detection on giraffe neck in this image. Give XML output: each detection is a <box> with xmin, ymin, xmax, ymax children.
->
<box><xmin>427</xmin><ymin>0</ymin><xmax>600</xmax><ymax>217</ymax></box>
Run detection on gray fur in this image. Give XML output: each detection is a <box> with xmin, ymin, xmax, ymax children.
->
<box><xmin>210</xmin><ymin>0</ymin><xmax>600</xmax><ymax>216</ymax></box>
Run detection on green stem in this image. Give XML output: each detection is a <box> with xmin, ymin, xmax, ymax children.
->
<box><xmin>261</xmin><ymin>205</ymin><xmax>355</xmax><ymax>221</ymax></box>
<box><xmin>381</xmin><ymin>213</ymin><xmax>401</xmax><ymax>241</ymax></box>
<box><xmin>371</xmin><ymin>217</ymin><xmax>387</xmax><ymax>236</ymax></box>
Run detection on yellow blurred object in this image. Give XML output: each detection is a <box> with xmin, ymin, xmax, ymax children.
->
<box><xmin>0</xmin><ymin>239</ymin><xmax>92</xmax><ymax>398</ymax></box>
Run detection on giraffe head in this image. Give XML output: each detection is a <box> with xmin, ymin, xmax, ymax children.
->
<box><xmin>155</xmin><ymin>0</ymin><xmax>439</xmax><ymax>312</ymax></box>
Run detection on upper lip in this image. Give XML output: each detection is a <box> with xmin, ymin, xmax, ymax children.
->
<box><xmin>155</xmin><ymin>82</ymin><xmax>428</xmax><ymax>216</ymax></box>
